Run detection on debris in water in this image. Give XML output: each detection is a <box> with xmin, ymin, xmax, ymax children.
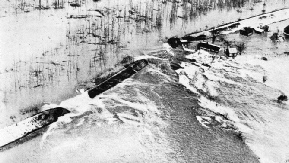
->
<box><xmin>202</xmin><ymin>63</ymin><xmax>211</xmax><ymax>68</ymax></box>
<box><xmin>270</xmin><ymin>33</ymin><xmax>284</xmax><ymax>42</ymax></box>
<box><xmin>167</xmin><ymin>37</ymin><xmax>183</xmax><ymax>49</ymax></box>
<box><xmin>261</xmin><ymin>57</ymin><xmax>268</xmax><ymax>61</ymax></box>
<box><xmin>240</xmin><ymin>27</ymin><xmax>254</xmax><ymax>36</ymax></box>
<box><xmin>170</xmin><ymin>62</ymin><xmax>182</xmax><ymax>70</ymax></box>
<box><xmin>277</xmin><ymin>94</ymin><xmax>288</xmax><ymax>103</ymax></box>
<box><xmin>70</xmin><ymin>3</ymin><xmax>81</xmax><ymax>7</ymax></box>
<box><xmin>68</xmin><ymin>15</ymin><xmax>89</xmax><ymax>19</ymax></box>
<box><xmin>120</xmin><ymin>56</ymin><xmax>134</xmax><ymax>66</ymax></box>
<box><xmin>262</xmin><ymin>25</ymin><xmax>269</xmax><ymax>32</ymax></box>
<box><xmin>263</xmin><ymin>76</ymin><xmax>267</xmax><ymax>83</ymax></box>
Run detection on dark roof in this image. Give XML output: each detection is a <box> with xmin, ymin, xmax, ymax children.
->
<box><xmin>284</xmin><ymin>25</ymin><xmax>289</xmax><ymax>34</ymax></box>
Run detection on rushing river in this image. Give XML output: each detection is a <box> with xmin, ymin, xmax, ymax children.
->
<box><xmin>1</xmin><ymin>0</ymin><xmax>289</xmax><ymax>163</ymax></box>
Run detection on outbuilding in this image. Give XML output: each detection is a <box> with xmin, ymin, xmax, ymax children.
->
<box><xmin>226</xmin><ymin>47</ymin><xmax>238</xmax><ymax>58</ymax></box>
<box><xmin>197</xmin><ymin>42</ymin><xmax>220</xmax><ymax>53</ymax></box>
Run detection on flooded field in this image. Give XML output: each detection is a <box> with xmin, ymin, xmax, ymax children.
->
<box><xmin>0</xmin><ymin>0</ymin><xmax>288</xmax><ymax>126</ymax></box>
<box><xmin>0</xmin><ymin>0</ymin><xmax>287</xmax><ymax>126</ymax></box>
<box><xmin>1</xmin><ymin>0</ymin><xmax>289</xmax><ymax>163</ymax></box>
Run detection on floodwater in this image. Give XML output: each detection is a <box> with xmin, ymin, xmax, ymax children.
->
<box><xmin>0</xmin><ymin>0</ymin><xmax>288</xmax><ymax>126</ymax></box>
<box><xmin>1</xmin><ymin>0</ymin><xmax>289</xmax><ymax>163</ymax></box>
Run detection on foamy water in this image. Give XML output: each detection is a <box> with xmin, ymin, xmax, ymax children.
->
<box><xmin>174</xmin><ymin>47</ymin><xmax>289</xmax><ymax>163</ymax></box>
<box><xmin>2</xmin><ymin>1</ymin><xmax>289</xmax><ymax>162</ymax></box>
<box><xmin>237</xmin><ymin>55</ymin><xmax>289</xmax><ymax>163</ymax></box>
<box><xmin>0</xmin><ymin>54</ymin><xmax>260</xmax><ymax>162</ymax></box>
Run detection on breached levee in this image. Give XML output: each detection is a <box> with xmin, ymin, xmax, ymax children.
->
<box><xmin>0</xmin><ymin>59</ymin><xmax>148</xmax><ymax>151</ymax></box>
<box><xmin>0</xmin><ymin>107</ymin><xmax>70</xmax><ymax>149</ymax></box>
<box><xmin>88</xmin><ymin>59</ymin><xmax>149</xmax><ymax>98</ymax></box>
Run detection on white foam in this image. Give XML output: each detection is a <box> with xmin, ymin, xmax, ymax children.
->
<box><xmin>177</xmin><ymin>69</ymin><xmax>199</xmax><ymax>93</ymax></box>
<box><xmin>163</xmin><ymin>43</ymin><xmax>175</xmax><ymax>56</ymax></box>
<box><xmin>135</xmin><ymin>55</ymin><xmax>167</xmax><ymax>61</ymax></box>
<box><xmin>203</xmin><ymin>70</ymin><xmax>239</xmax><ymax>85</ymax></box>
<box><xmin>199</xmin><ymin>96</ymin><xmax>238</xmax><ymax>123</ymax></box>
<box><xmin>186</xmin><ymin>49</ymin><xmax>215</xmax><ymax>65</ymax></box>
<box><xmin>147</xmin><ymin>66</ymin><xmax>174</xmax><ymax>82</ymax></box>
<box><xmin>0</xmin><ymin>94</ymin><xmax>99</xmax><ymax>148</ymax></box>
<box><xmin>183</xmin><ymin>47</ymin><xmax>196</xmax><ymax>53</ymax></box>
<box><xmin>38</xmin><ymin>91</ymin><xmax>116</xmax><ymax>148</ymax></box>
<box><xmin>231</xmin><ymin>55</ymin><xmax>289</xmax><ymax>162</ymax></box>
<box><xmin>183</xmin><ymin>53</ymin><xmax>289</xmax><ymax>163</ymax></box>
<box><xmin>177</xmin><ymin>53</ymin><xmax>260</xmax><ymax>125</ymax></box>
<box><xmin>57</xmin><ymin>92</ymin><xmax>105</xmax><ymax>114</ymax></box>
<box><xmin>176</xmin><ymin>65</ymin><xmax>205</xmax><ymax>94</ymax></box>
<box><xmin>196</xmin><ymin>116</ymin><xmax>210</xmax><ymax>128</ymax></box>
<box><xmin>237</xmin><ymin>55</ymin><xmax>289</xmax><ymax>95</ymax></box>
<box><xmin>105</xmin><ymin>90</ymin><xmax>161</xmax><ymax>115</ymax></box>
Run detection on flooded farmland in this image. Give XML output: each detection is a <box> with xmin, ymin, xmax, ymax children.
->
<box><xmin>1</xmin><ymin>0</ymin><xmax>289</xmax><ymax>163</ymax></box>
<box><xmin>0</xmin><ymin>0</ymin><xmax>288</xmax><ymax>126</ymax></box>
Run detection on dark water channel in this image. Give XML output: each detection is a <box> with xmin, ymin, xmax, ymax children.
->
<box><xmin>0</xmin><ymin>0</ymin><xmax>288</xmax><ymax>127</ymax></box>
